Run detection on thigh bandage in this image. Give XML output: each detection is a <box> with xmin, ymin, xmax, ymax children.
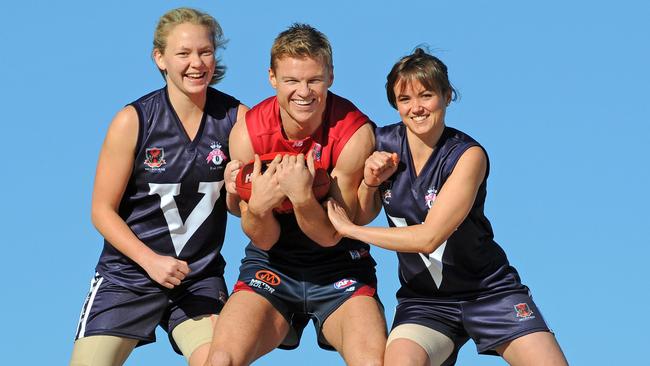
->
<box><xmin>171</xmin><ymin>315</ymin><xmax>217</xmax><ymax>360</ymax></box>
<box><xmin>387</xmin><ymin>323</ymin><xmax>454</xmax><ymax>366</ymax></box>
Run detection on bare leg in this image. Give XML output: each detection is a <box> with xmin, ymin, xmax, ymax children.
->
<box><xmin>322</xmin><ymin>296</ymin><xmax>386</xmax><ymax>366</ymax></box>
<box><xmin>385</xmin><ymin>339</ymin><xmax>429</xmax><ymax>366</ymax></box>
<box><xmin>188</xmin><ymin>343</ymin><xmax>211</xmax><ymax>366</ymax></box>
<box><xmin>206</xmin><ymin>291</ymin><xmax>290</xmax><ymax>366</ymax></box>
<box><xmin>496</xmin><ymin>331</ymin><xmax>568</xmax><ymax>366</ymax></box>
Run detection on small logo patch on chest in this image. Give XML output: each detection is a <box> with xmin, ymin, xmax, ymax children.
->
<box><xmin>144</xmin><ymin>147</ymin><xmax>166</xmax><ymax>171</ymax></box>
<box><xmin>425</xmin><ymin>188</ymin><xmax>438</xmax><ymax>209</ymax></box>
<box><xmin>206</xmin><ymin>142</ymin><xmax>227</xmax><ymax>167</ymax></box>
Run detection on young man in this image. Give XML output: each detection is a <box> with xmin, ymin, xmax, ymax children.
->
<box><xmin>206</xmin><ymin>24</ymin><xmax>386</xmax><ymax>366</ymax></box>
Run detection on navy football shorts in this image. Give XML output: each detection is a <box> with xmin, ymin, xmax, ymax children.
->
<box><xmin>74</xmin><ymin>272</ymin><xmax>228</xmax><ymax>354</ymax></box>
<box><xmin>392</xmin><ymin>288</ymin><xmax>551</xmax><ymax>364</ymax></box>
<box><xmin>234</xmin><ymin>258</ymin><xmax>382</xmax><ymax>350</ymax></box>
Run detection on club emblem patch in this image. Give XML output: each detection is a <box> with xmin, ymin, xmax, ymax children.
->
<box><xmin>206</xmin><ymin>142</ymin><xmax>227</xmax><ymax>167</ymax></box>
<box><xmin>382</xmin><ymin>189</ymin><xmax>392</xmax><ymax>205</ymax></box>
<box><xmin>514</xmin><ymin>303</ymin><xmax>534</xmax><ymax>319</ymax></box>
<box><xmin>425</xmin><ymin>188</ymin><xmax>438</xmax><ymax>209</ymax></box>
<box><xmin>145</xmin><ymin>147</ymin><xmax>166</xmax><ymax>170</ymax></box>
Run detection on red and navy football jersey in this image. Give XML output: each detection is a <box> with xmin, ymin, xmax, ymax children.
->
<box><xmin>243</xmin><ymin>92</ymin><xmax>377</xmax><ymax>276</ymax></box>
<box><xmin>95</xmin><ymin>87</ymin><xmax>240</xmax><ymax>292</ymax></box>
<box><xmin>376</xmin><ymin>124</ymin><xmax>524</xmax><ymax>299</ymax></box>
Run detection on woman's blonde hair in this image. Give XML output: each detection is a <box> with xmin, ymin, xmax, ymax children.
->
<box><xmin>153</xmin><ymin>7</ymin><xmax>227</xmax><ymax>84</ymax></box>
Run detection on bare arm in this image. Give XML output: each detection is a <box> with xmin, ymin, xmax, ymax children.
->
<box><xmin>281</xmin><ymin>124</ymin><xmax>374</xmax><ymax>247</ymax></box>
<box><xmin>328</xmin><ymin>146</ymin><xmax>487</xmax><ymax>254</ymax></box>
<box><xmin>229</xmin><ymin>117</ymin><xmax>284</xmax><ymax>250</ymax></box>
<box><xmin>225</xmin><ymin>103</ymin><xmax>250</xmax><ymax>216</ymax></box>
<box><xmin>91</xmin><ymin>107</ymin><xmax>189</xmax><ymax>289</ymax></box>
<box><xmin>355</xmin><ymin>151</ymin><xmax>399</xmax><ymax>225</ymax></box>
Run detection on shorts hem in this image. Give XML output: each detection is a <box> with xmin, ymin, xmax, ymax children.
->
<box><xmin>277</xmin><ymin>343</ymin><xmax>300</xmax><ymax>350</ymax></box>
<box><xmin>233</xmin><ymin>283</ymin><xmax>292</xmax><ymax>325</ymax></box>
<box><xmin>313</xmin><ymin>286</ymin><xmax>380</xmax><ymax>351</ymax></box>
<box><xmin>319</xmin><ymin>290</ymin><xmax>377</xmax><ymax>325</ymax></box>
<box><xmin>76</xmin><ymin>329</ymin><xmax>154</xmax><ymax>346</ymax></box>
<box><xmin>477</xmin><ymin>327</ymin><xmax>551</xmax><ymax>355</ymax></box>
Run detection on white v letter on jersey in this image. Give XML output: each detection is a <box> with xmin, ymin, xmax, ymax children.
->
<box><xmin>149</xmin><ymin>181</ymin><xmax>224</xmax><ymax>255</ymax></box>
<box><xmin>388</xmin><ymin>214</ymin><xmax>447</xmax><ymax>289</ymax></box>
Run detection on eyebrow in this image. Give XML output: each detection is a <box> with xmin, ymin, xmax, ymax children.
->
<box><xmin>279</xmin><ymin>74</ymin><xmax>325</xmax><ymax>80</ymax></box>
<box><xmin>174</xmin><ymin>44</ymin><xmax>214</xmax><ymax>51</ymax></box>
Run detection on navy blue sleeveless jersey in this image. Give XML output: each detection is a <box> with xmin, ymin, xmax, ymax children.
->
<box><xmin>95</xmin><ymin>87</ymin><xmax>239</xmax><ymax>292</ymax></box>
<box><xmin>376</xmin><ymin>124</ymin><xmax>524</xmax><ymax>299</ymax></box>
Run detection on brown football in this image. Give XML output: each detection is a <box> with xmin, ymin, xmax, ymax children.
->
<box><xmin>235</xmin><ymin>152</ymin><xmax>331</xmax><ymax>214</ymax></box>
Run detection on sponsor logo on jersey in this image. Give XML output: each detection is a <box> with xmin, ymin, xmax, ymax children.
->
<box><xmin>206</xmin><ymin>142</ymin><xmax>227</xmax><ymax>167</ymax></box>
<box><xmin>349</xmin><ymin>248</ymin><xmax>370</xmax><ymax>260</ymax></box>
<box><xmin>334</xmin><ymin>278</ymin><xmax>357</xmax><ymax>289</ymax></box>
<box><xmin>255</xmin><ymin>270</ymin><xmax>281</xmax><ymax>286</ymax></box>
<box><xmin>425</xmin><ymin>188</ymin><xmax>438</xmax><ymax>209</ymax></box>
<box><xmin>514</xmin><ymin>303</ymin><xmax>535</xmax><ymax>320</ymax></box>
<box><xmin>312</xmin><ymin>143</ymin><xmax>323</xmax><ymax>162</ymax></box>
<box><xmin>144</xmin><ymin>147</ymin><xmax>166</xmax><ymax>170</ymax></box>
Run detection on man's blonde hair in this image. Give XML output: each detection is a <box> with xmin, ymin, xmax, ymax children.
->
<box><xmin>270</xmin><ymin>23</ymin><xmax>333</xmax><ymax>73</ymax></box>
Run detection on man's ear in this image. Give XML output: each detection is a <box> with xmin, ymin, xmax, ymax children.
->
<box><xmin>269</xmin><ymin>68</ymin><xmax>277</xmax><ymax>89</ymax></box>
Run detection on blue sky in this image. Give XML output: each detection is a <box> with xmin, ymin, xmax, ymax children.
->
<box><xmin>2</xmin><ymin>1</ymin><xmax>648</xmax><ymax>365</ymax></box>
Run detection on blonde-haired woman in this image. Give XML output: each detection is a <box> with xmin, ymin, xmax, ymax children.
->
<box><xmin>69</xmin><ymin>8</ymin><xmax>247</xmax><ymax>366</ymax></box>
